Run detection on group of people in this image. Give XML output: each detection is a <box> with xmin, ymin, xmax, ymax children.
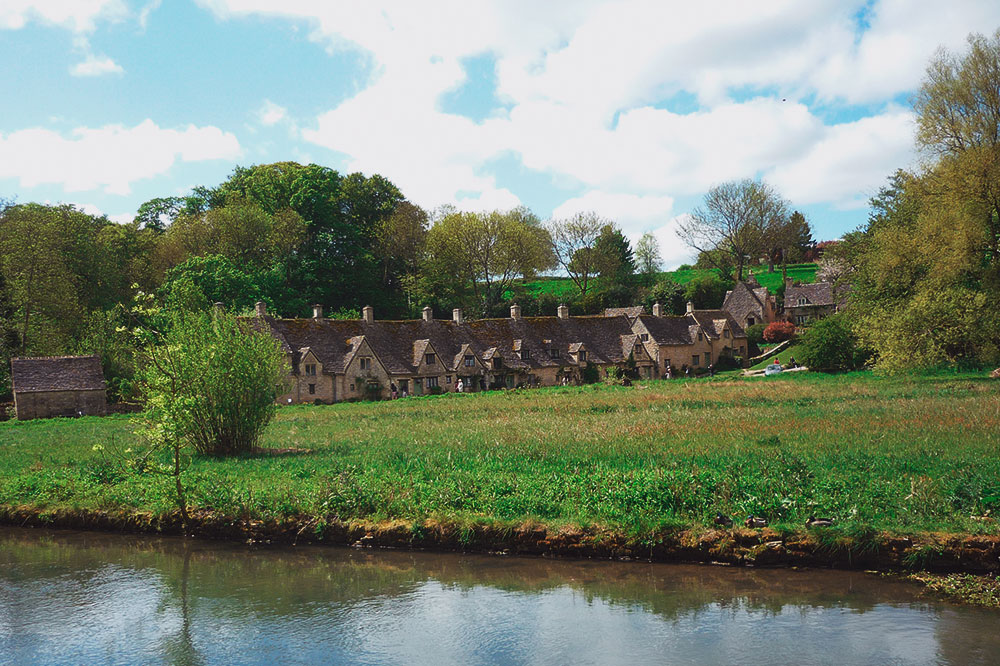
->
<box><xmin>389</xmin><ymin>377</ymin><xmax>486</xmax><ymax>399</ymax></box>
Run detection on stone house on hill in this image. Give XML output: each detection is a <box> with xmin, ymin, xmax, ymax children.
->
<box><xmin>722</xmin><ymin>278</ymin><xmax>778</xmax><ymax>329</ymax></box>
<box><xmin>11</xmin><ymin>355</ymin><xmax>107</xmax><ymax>420</ymax></box>
<box><xmin>632</xmin><ymin>302</ymin><xmax>748</xmax><ymax>375</ymax></box>
<box><xmin>255</xmin><ymin>302</ymin><xmax>662</xmax><ymax>403</ymax></box>
<box><xmin>784</xmin><ymin>279</ymin><xmax>839</xmax><ymax>324</ymax></box>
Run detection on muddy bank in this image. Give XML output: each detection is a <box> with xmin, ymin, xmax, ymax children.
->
<box><xmin>3</xmin><ymin>504</ymin><xmax>999</xmax><ymax>576</ymax></box>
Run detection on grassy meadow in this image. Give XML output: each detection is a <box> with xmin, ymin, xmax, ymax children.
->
<box><xmin>2</xmin><ymin>370</ymin><xmax>998</xmax><ymax>544</ymax></box>
<box><xmin>521</xmin><ymin>263</ymin><xmax>819</xmax><ymax>300</ymax></box>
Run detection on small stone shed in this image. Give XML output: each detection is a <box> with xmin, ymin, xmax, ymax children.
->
<box><xmin>11</xmin><ymin>355</ymin><xmax>107</xmax><ymax>420</ymax></box>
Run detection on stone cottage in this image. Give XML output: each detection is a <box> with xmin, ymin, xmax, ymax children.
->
<box><xmin>632</xmin><ymin>302</ymin><xmax>748</xmax><ymax>375</ymax></box>
<box><xmin>721</xmin><ymin>276</ymin><xmax>778</xmax><ymax>329</ymax></box>
<box><xmin>783</xmin><ymin>278</ymin><xmax>839</xmax><ymax>324</ymax></box>
<box><xmin>11</xmin><ymin>355</ymin><xmax>107</xmax><ymax>420</ymax></box>
<box><xmin>254</xmin><ymin>302</ymin><xmax>659</xmax><ymax>403</ymax></box>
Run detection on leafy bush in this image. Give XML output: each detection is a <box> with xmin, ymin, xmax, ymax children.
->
<box><xmin>763</xmin><ymin>321</ymin><xmax>796</xmax><ymax>343</ymax></box>
<box><xmin>746</xmin><ymin>323</ymin><xmax>766</xmax><ymax>344</ymax></box>
<box><xmin>581</xmin><ymin>363</ymin><xmax>600</xmax><ymax>384</ymax></box>
<box><xmin>137</xmin><ymin>307</ymin><xmax>289</xmax><ymax>456</ymax></box>
<box><xmin>797</xmin><ymin>313</ymin><xmax>869</xmax><ymax>372</ymax></box>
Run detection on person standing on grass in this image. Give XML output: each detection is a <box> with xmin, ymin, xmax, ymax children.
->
<box><xmin>709</xmin><ymin>363</ymin><xmax>715</xmax><ymax>377</ymax></box>
<box><xmin>666</xmin><ymin>365</ymin><xmax>672</xmax><ymax>380</ymax></box>
<box><xmin>457</xmin><ymin>378</ymin><xmax>464</xmax><ymax>393</ymax></box>
<box><xmin>391</xmin><ymin>383</ymin><xmax>398</xmax><ymax>400</ymax></box>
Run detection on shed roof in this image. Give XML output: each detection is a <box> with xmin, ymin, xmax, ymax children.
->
<box><xmin>11</xmin><ymin>355</ymin><xmax>106</xmax><ymax>394</ymax></box>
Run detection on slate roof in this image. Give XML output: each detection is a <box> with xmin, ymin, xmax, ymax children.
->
<box><xmin>690</xmin><ymin>310</ymin><xmax>746</xmax><ymax>340</ymax></box>
<box><xmin>11</xmin><ymin>355</ymin><xmax>106</xmax><ymax>394</ymax></box>
<box><xmin>722</xmin><ymin>281</ymin><xmax>772</xmax><ymax>322</ymax></box>
<box><xmin>603</xmin><ymin>306</ymin><xmax>644</xmax><ymax>319</ymax></box>
<box><xmin>637</xmin><ymin>311</ymin><xmax>746</xmax><ymax>345</ymax></box>
<box><xmin>260</xmin><ymin>314</ymin><xmax>644</xmax><ymax>375</ymax></box>
<box><xmin>786</xmin><ymin>282</ymin><xmax>835</xmax><ymax>307</ymax></box>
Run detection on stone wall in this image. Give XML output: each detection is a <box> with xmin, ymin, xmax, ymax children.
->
<box><xmin>14</xmin><ymin>389</ymin><xmax>107</xmax><ymax>420</ymax></box>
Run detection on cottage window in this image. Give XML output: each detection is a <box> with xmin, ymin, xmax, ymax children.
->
<box><xmin>305</xmin><ymin>363</ymin><xmax>317</xmax><ymax>375</ymax></box>
<box><xmin>692</xmin><ymin>355</ymin><xmax>700</xmax><ymax>366</ymax></box>
<box><xmin>697</xmin><ymin>332</ymin><xmax>703</xmax><ymax>341</ymax></box>
<box><xmin>640</xmin><ymin>333</ymin><xmax>648</xmax><ymax>342</ymax></box>
<box><xmin>797</xmin><ymin>297</ymin><xmax>807</xmax><ymax>306</ymax></box>
<box><xmin>425</xmin><ymin>353</ymin><xmax>436</xmax><ymax>365</ymax></box>
<box><xmin>520</xmin><ymin>349</ymin><xmax>531</xmax><ymax>360</ymax></box>
<box><xmin>578</xmin><ymin>350</ymin><xmax>587</xmax><ymax>361</ymax></box>
<box><xmin>350</xmin><ymin>383</ymin><xmax>355</xmax><ymax>391</ymax></box>
<box><xmin>446</xmin><ymin>375</ymin><xmax>452</xmax><ymax>384</ymax></box>
<box><xmin>747</xmin><ymin>317</ymin><xmax>755</xmax><ymax>326</ymax></box>
<box><xmin>723</xmin><ymin>329</ymin><xmax>730</xmax><ymax>339</ymax></box>
<box><xmin>427</xmin><ymin>376</ymin><xmax>439</xmax><ymax>388</ymax></box>
<box><xmin>359</xmin><ymin>357</ymin><xmax>372</xmax><ymax>371</ymax></box>
<box><xmin>493</xmin><ymin>357</ymin><xmax>503</xmax><ymax>370</ymax></box>
<box><xmin>549</xmin><ymin>348</ymin><xmax>560</xmax><ymax>359</ymax></box>
<box><xmin>308</xmin><ymin>383</ymin><xmax>316</xmax><ymax>395</ymax></box>
<box><xmin>796</xmin><ymin>315</ymin><xmax>808</xmax><ymax>324</ymax></box>
<box><xmin>464</xmin><ymin>355</ymin><xmax>475</xmax><ymax>367</ymax></box>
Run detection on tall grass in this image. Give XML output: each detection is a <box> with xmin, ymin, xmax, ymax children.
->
<box><xmin>1</xmin><ymin>371</ymin><xmax>997</xmax><ymax>539</ymax></box>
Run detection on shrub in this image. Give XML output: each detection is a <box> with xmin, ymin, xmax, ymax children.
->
<box><xmin>763</xmin><ymin>321</ymin><xmax>796</xmax><ymax>343</ymax></box>
<box><xmin>797</xmin><ymin>313</ymin><xmax>870</xmax><ymax>372</ymax></box>
<box><xmin>582</xmin><ymin>363</ymin><xmax>600</xmax><ymax>384</ymax></box>
<box><xmin>746</xmin><ymin>323</ymin><xmax>766</xmax><ymax>344</ymax></box>
<box><xmin>137</xmin><ymin>307</ymin><xmax>289</xmax><ymax>456</ymax></box>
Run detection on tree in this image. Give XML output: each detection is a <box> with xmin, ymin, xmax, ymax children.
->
<box><xmin>797</xmin><ymin>313</ymin><xmax>869</xmax><ymax>372</ymax></box>
<box><xmin>642</xmin><ymin>278</ymin><xmax>686</xmax><ymax>315</ymax></box>
<box><xmin>548</xmin><ymin>212</ymin><xmax>606</xmax><ymax>297</ymax></box>
<box><xmin>377</xmin><ymin>200</ymin><xmax>428</xmax><ymax>291</ymax></box>
<box><xmin>683</xmin><ymin>274</ymin><xmax>733</xmax><ymax>310</ymax></box>
<box><xmin>766</xmin><ymin>211</ymin><xmax>814</xmax><ymax>275</ymax></box>
<box><xmin>422</xmin><ymin>208</ymin><xmax>554</xmax><ymax>316</ymax></box>
<box><xmin>592</xmin><ymin>224</ymin><xmax>635</xmax><ymax>284</ymax></box>
<box><xmin>763</xmin><ymin>321</ymin><xmax>796</xmax><ymax>343</ymax></box>
<box><xmin>677</xmin><ymin>179</ymin><xmax>790</xmax><ymax>281</ymax></box>
<box><xmin>635</xmin><ymin>232</ymin><xmax>662</xmax><ymax>285</ymax></box>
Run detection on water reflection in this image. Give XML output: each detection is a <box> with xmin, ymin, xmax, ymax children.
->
<box><xmin>1</xmin><ymin>527</ymin><xmax>998</xmax><ymax>665</ymax></box>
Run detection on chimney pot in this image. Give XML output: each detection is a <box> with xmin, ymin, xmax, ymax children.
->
<box><xmin>453</xmin><ymin>308</ymin><xmax>463</xmax><ymax>324</ymax></box>
<box><xmin>422</xmin><ymin>306</ymin><xmax>433</xmax><ymax>322</ymax></box>
<box><xmin>686</xmin><ymin>301</ymin><xmax>694</xmax><ymax>314</ymax></box>
<box><xmin>510</xmin><ymin>303</ymin><xmax>521</xmax><ymax>320</ymax></box>
<box><xmin>254</xmin><ymin>301</ymin><xmax>266</xmax><ymax>317</ymax></box>
<box><xmin>214</xmin><ymin>302</ymin><xmax>225</xmax><ymax>313</ymax></box>
<box><xmin>557</xmin><ymin>304</ymin><xmax>569</xmax><ymax>320</ymax></box>
<box><xmin>312</xmin><ymin>304</ymin><xmax>323</xmax><ymax>319</ymax></box>
<box><xmin>652</xmin><ymin>302</ymin><xmax>663</xmax><ymax>317</ymax></box>
<box><xmin>362</xmin><ymin>305</ymin><xmax>374</xmax><ymax>323</ymax></box>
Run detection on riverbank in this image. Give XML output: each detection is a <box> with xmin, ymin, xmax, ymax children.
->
<box><xmin>2</xmin><ymin>370</ymin><xmax>998</xmax><ymax>589</ymax></box>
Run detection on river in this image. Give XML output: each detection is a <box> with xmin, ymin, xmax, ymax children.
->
<box><xmin>1</xmin><ymin>527</ymin><xmax>998</xmax><ymax>665</ymax></box>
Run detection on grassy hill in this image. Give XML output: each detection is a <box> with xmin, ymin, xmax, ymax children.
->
<box><xmin>521</xmin><ymin>263</ymin><xmax>818</xmax><ymax>299</ymax></box>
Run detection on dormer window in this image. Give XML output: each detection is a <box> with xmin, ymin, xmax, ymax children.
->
<box><xmin>359</xmin><ymin>357</ymin><xmax>372</xmax><ymax>371</ymax></box>
<box><xmin>578</xmin><ymin>350</ymin><xmax>587</xmax><ymax>362</ymax></box>
<box><xmin>493</xmin><ymin>357</ymin><xmax>503</xmax><ymax>370</ymax></box>
<box><xmin>549</xmin><ymin>348</ymin><xmax>560</xmax><ymax>359</ymax></box>
<box><xmin>425</xmin><ymin>353</ymin><xmax>436</xmax><ymax>365</ymax></box>
<box><xmin>797</xmin><ymin>297</ymin><xmax>807</xmax><ymax>306</ymax></box>
<box><xmin>520</xmin><ymin>349</ymin><xmax>531</xmax><ymax>360</ymax></box>
<box><xmin>464</xmin><ymin>355</ymin><xmax>475</xmax><ymax>367</ymax></box>
<box><xmin>723</xmin><ymin>329</ymin><xmax>730</xmax><ymax>339</ymax></box>
<box><xmin>305</xmin><ymin>363</ymin><xmax>317</xmax><ymax>375</ymax></box>
<box><xmin>640</xmin><ymin>333</ymin><xmax>649</xmax><ymax>342</ymax></box>
<box><xmin>698</xmin><ymin>332</ymin><xmax>704</xmax><ymax>342</ymax></box>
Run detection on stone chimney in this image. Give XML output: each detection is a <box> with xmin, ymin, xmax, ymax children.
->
<box><xmin>422</xmin><ymin>306</ymin><xmax>433</xmax><ymax>322</ymax></box>
<box><xmin>557</xmin><ymin>304</ymin><xmax>569</xmax><ymax>320</ymax></box>
<box><xmin>214</xmin><ymin>302</ymin><xmax>225</xmax><ymax>314</ymax></box>
<box><xmin>362</xmin><ymin>305</ymin><xmax>374</xmax><ymax>323</ymax></box>
<box><xmin>254</xmin><ymin>301</ymin><xmax>266</xmax><ymax>317</ymax></box>
<box><xmin>453</xmin><ymin>308</ymin><xmax>463</xmax><ymax>324</ymax></box>
<box><xmin>510</xmin><ymin>303</ymin><xmax>521</xmax><ymax>320</ymax></box>
<box><xmin>652</xmin><ymin>302</ymin><xmax>663</xmax><ymax>317</ymax></box>
<box><xmin>312</xmin><ymin>304</ymin><xmax>323</xmax><ymax>319</ymax></box>
<box><xmin>784</xmin><ymin>276</ymin><xmax>794</xmax><ymax>290</ymax></box>
<box><xmin>686</xmin><ymin>301</ymin><xmax>694</xmax><ymax>314</ymax></box>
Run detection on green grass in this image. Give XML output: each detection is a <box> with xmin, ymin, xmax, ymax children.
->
<box><xmin>520</xmin><ymin>263</ymin><xmax>818</xmax><ymax>299</ymax></box>
<box><xmin>2</xmin><ymin>371</ymin><xmax>998</xmax><ymax>541</ymax></box>
<box><xmin>750</xmin><ymin>343</ymin><xmax>804</xmax><ymax>370</ymax></box>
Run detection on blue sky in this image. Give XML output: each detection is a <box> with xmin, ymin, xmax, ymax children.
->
<box><xmin>2</xmin><ymin>1</ymin><xmax>999</xmax><ymax>267</ymax></box>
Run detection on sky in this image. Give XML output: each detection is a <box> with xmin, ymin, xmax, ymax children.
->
<box><xmin>2</xmin><ymin>1</ymin><xmax>999</xmax><ymax>268</ymax></box>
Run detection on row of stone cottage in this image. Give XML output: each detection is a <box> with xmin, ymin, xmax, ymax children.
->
<box><xmin>255</xmin><ymin>301</ymin><xmax>749</xmax><ymax>404</ymax></box>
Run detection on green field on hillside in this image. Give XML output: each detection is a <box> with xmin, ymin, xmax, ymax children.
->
<box><xmin>522</xmin><ymin>263</ymin><xmax>818</xmax><ymax>300</ymax></box>
<box><xmin>2</xmin><ymin>370</ymin><xmax>997</xmax><ymax>542</ymax></box>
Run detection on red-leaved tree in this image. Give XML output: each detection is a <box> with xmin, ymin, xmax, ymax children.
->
<box><xmin>763</xmin><ymin>321</ymin><xmax>796</xmax><ymax>342</ymax></box>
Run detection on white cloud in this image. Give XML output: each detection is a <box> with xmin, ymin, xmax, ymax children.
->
<box><xmin>197</xmin><ymin>1</ymin><xmax>1000</xmax><ymax>219</ymax></box>
<box><xmin>652</xmin><ymin>215</ymin><xmax>699</xmax><ymax>271</ymax></box>
<box><xmin>256</xmin><ymin>99</ymin><xmax>287</xmax><ymax>126</ymax></box>
<box><xmin>70</xmin><ymin>54</ymin><xmax>124</xmax><ymax>77</ymax></box>
<box><xmin>0</xmin><ymin>0</ymin><xmax>126</xmax><ymax>32</ymax></box>
<box><xmin>0</xmin><ymin>120</ymin><xmax>241</xmax><ymax>195</ymax></box>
